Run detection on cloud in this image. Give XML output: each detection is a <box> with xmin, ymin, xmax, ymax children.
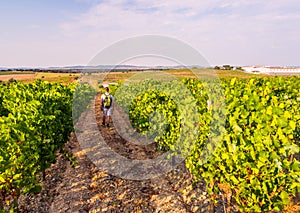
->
<box><xmin>61</xmin><ymin>0</ymin><xmax>250</xmax><ymax>39</ymax></box>
<box><xmin>61</xmin><ymin>0</ymin><xmax>299</xmax><ymax>37</ymax></box>
<box><xmin>58</xmin><ymin>0</ymin><xmax>300</xmax><ymax>66</ymax></box>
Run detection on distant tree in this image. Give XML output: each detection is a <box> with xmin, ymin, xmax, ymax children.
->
<box><xmin>223</xmin><ymin>65</ymin><xmax>233</xmax><ymax>70</ymax></box>
<box><xmin>214</xmin><ymin>66</ymin><xmax>220</xmax><ymax>70</ymax></box>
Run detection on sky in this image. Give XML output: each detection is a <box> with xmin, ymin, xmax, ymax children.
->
<box><xmin>0</xmin><ymin>0</ymin><xmax>299</xmax><ymax>68</ymax></box>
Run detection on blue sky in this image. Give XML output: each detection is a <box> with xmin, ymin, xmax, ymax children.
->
<box><xmin>0</xmin><ymin>0</ymin><xmax>299</xmax><ymax>67</ymax></box>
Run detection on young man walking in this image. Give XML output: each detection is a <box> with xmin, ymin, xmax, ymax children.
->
<box><xmin>101</xmin><ymin>86</ymin><xmax>114</xmax><ymax>128</ymax></box>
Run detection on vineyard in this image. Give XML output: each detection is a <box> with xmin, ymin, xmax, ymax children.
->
<box><xmin>115</xmin><ymin>76</ymin><xmax>300</xmax><ymax>212</ymax></box>
<box><xmin>0</xmin><ymin>76</ymin><xmax>300</xmax><ymax>212</ymax></box>
<box><xmin>0</xmin><ymin>80</ymin><xmax>95</xmax><ymax>212</ymax></box>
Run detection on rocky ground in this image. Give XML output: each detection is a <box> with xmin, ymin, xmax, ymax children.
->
<box><xmin>17</xmin><ymin>94</ymin><xmax>235</xmax><ymax>213</ymax></box>
<box><xmin>19</xmin><ymin>137</ymin><xmax>223</xmax><ymax>213</ymax></box>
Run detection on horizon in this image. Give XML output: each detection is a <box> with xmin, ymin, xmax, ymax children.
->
<box><xmin>2</xmin><ymin>64</ymin><xmax>300</xmax><ymax>70</ymax></box>
<box><xmin>1</xmin><ymin>1</ymin><xmax>299</xmax><ymax>68</ymax></box>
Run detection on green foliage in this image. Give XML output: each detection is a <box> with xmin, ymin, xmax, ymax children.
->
<box><xmin>0</xmin><ymin>80</ymin><xmax>75</xmax><ymax>211</ymax></box>
<box><xmin>1</xmin><ymin>76</ymin><xmax>299</xmax><ymax>212</ymax></box>
<box><xmin>115</xmin><ymin>76</ymin><xmax>300</xmax><ymax>212</ymax></box>
<box><xmin>129</xmin><ymin>89</ymin><xmax>181</xmax><ymax>151</ymax></box>
<box><xmin>186</xmin><ymin>76</ymin><xmax>300</xmax><ymax>212</ymax></box>
<box><xmin>99</xmin><ymin>83</ymin><xmax>119</xmax><ymax>96</ymax></box>
<box><xmin>115</xmin><ymin>80</ymin><xmax>200</xmax><ymax>155</ymax></box>
<box><xmin>72</xmin><ymin>82</ymin><xmax>97</xmax><ymax>123</ymax></box>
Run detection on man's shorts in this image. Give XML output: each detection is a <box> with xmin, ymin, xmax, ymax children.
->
<box><xmin>103</xmin><ymin>107</ymin><xmax>113</xmax><ymax>116</ymax></box>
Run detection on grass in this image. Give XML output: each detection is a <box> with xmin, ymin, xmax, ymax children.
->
<box><xmin>99</xmin><ymin>68</ymin><xmax>265</xmax><ymax>83</ymax></box>
<box><xmin>168</xmin><ymin>68</ymin><xmax>267</xmax><ymax>79</ymax></box>
<box><xmin>21</xmin><ymin>72</ymin><xmax>80</xmax><ymax>84</ymax></box>
<box><xmin>0</xmin><ymin>71</ymin><xmax>35</xmax><ymax>75</ymax></box>
<box><xmin>0</xmin><ymin>69</ymin><xmax>266</xmax><ymax>84</ymax></box>
<box><xmin>216</xmin><ymin>69</ymin><xmax>268</xmax><ymax>78</ymax></box>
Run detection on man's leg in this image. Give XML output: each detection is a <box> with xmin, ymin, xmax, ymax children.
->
<box><xmin>106</xmin><ymin>108</ymin><xmax>112</xmax><ymax>127</ymax></box>
<box><xmin>102</xmin><ymin>116</ymin><xmax>106</xmax><ymax>125</ymax></box>
<box><xmin>102</xmin><ymin>108</ymin><xmax>108</xmax><ymax>126</ymax></box>
<box><xmin>106</xmin><ymin>116</ymin><xmax>111</xmax><ymax>127</ymax></box>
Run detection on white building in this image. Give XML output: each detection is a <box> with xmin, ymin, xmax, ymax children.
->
<box><xmin>242</xmin><ymin>66</ymin><xmax>300</xmax><ymax>75</ymax></box>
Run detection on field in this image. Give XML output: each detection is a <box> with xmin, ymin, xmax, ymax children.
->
<box><xmin>0</xmin><ymin>73</ymin><xmax>37</xmax><ymax>81</ymax></box>
<box><xmin>0</xmin><ymin>68</ymin><xmax>266</xmax><ymax>84</ymax></box>
<box><xmin>0</xmin><ymin>72</ymin><xmax>35</xmax><ymax>75</ymax></box>
<box><xmin>1</xmin><ymin>69</ymin><xmax>300</xmax><ymax>212</ymax></box>
<box><xmin>96</xmin><ymin>68</ymin><xmax>267</xmax><ymax>82</ymax></box>
<box><xmin>0</xmin><ymin>72</ymin><xmax>80</xmax><ymax>84</ymax></box>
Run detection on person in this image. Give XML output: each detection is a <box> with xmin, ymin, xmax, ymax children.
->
<box><xmin>101</xmin><ymin>86</ymin><xmax>114</xmax><ymax>127</ymax></box>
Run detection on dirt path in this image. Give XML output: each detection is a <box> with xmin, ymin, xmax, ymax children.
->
<box><xmin>19</xmin><ymin>93</ymin><xmax>227</xmax><ymax>213</ymax></box>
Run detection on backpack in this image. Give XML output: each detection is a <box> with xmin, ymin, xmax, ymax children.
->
<box><xmin>103</xmin><ymin>94</ymin><xmax>112</xmax><ymax>108</ymax></box>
